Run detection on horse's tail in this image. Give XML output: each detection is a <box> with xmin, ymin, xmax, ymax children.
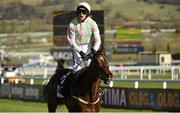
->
<box><xmin>43</xmin><ymin>84</ymin><xmax>48</xmax><ymax>101</ymax></box>
<box><xmin>56</xmin><ymin>59</ymin><xmax>65</xmax><ymax>70</ymax></box>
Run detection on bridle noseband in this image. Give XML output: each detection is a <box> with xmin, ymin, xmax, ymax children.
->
<box><xmin>95</xmin><ymin>53</ymin><xmax>112</xmax><ymax>84</ymax></box>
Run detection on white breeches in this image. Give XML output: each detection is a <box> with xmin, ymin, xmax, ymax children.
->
<box><xmin>72</xmin><ymin>44</ymin><xmax>91</xmax><ymax>72</ymax></box>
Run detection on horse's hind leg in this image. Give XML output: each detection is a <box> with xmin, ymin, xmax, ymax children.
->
<box><xmin>47</xmin><ymin>101</ymin><xmax>58</xmax><ymax>113</ymax></box>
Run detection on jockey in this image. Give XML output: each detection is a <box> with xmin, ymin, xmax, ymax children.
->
<box><xmin>57</xmin><ymin>2</ymin><xmax>101</xmax><ymax>98</ymax></box>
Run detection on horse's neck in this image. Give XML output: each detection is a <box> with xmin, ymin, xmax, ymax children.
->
<box><xmin>82</xmin><ymin>62</ymin><xmax>100</xmax><ymax>101</ymax></box>
<box><xmin>85</xmin><ymin>62</ymin><xmax>99</xmax><ymax>85</ymax></box>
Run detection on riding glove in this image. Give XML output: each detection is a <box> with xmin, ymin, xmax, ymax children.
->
<box><xmin>79</xmin><ymin>51</ymin><xmax>88</xmax><ymax>61</ymax></box>
<box><xmin>88</xmin><ymin>52</ymin><xmax>94</xmax><ymax>59</ymax></box>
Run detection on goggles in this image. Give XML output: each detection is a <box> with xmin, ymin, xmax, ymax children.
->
<box><xmin>77</xmin><ymin>10</ymin><xmax>88</xmax><ymax>15</ymax></box>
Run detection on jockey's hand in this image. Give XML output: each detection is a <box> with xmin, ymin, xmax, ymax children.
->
<box><xmin>88</xmin><ymin>52</ymin><xmax>94</xmax><ymax>59</ymax></box>
<box><xmin>79</xmin><ymin>51</ymin><xmax>89</xmax><ymax>61</ymax></box>
<box><xmin>87</xmin><ymin>48</ymin><xmax>97</xmax><ymax>59</ymax></box>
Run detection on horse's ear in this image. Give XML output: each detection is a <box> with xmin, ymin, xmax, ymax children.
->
<box><xmin>92</xmin><ymin>44</ymin><xmax>104</xmax><ymax>56</ymax></box>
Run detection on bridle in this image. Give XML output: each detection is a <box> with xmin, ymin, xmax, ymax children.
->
<box><xmin>72</xmin><ymin>96</ymin><xmax>100</xmax><ymax>105</ymax></box>
<box><xmin>95</xmin><ymin>53</ymin><xmax>112</xmax><ymax>84</ymax></box>
<box><xmin>72</xmin><ymin>51</ymin><xmax>112</xmax><ymax>105</ymax></box>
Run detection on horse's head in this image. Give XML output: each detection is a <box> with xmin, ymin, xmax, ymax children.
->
<box><xmin>91</xmin><ymin>48</ymin><xmax>112</xmax><ymax>84</ymax></box>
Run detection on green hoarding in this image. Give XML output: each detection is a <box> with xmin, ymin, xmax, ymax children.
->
<box><xmin>115</xmin><ymin>28</ymin><xmax>141</xmax><ymax>40</ymax></box>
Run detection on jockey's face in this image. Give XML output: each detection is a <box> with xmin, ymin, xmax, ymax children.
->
<box><xmin>77</xmin><ymin>10</ymin><xmax>88</xmax><ymax>22</ymax></box>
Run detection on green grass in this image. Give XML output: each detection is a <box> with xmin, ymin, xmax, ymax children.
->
<box><xmin>117</xmin><ymin>0</ymin><xmax>180</xmax><ymax>20</ymax></box>
<box><xmin>0</xmin><ymin>98</ymin><xmax>155</xmax><ymax>112</ymax></box>
<box><xmin>24</xmin><ymin>72</ymin><xmax>180</xmax><ymax>89</ymax></box>
<box><xmin>0</xmin><ymin>98</ymin><xmax>49</xmax><ymax>112</ymax></box>
<box><xmin>26</xmin><ymin>78</ymin><xmax>180</xmax><ymax>89</ymax></box>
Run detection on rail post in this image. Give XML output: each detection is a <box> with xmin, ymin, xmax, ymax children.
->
<box><xmin>135</xmin><ymin>81</ymin><xmax>139</xmax><ymax>89</ymax></box>
<box><xmin>30</xmin><ymin>78</ymin><xmax>34</xmax><ymax>85</ymax></box>
<box><xmin>148</xmin><ymin>69</ymin><xmax>151</xmax><ymax>80</ymax></box>
<box><xmin>109</xmin><ymin>80</ymin><xmax>113</xmax><ymax>87</ymax></box>
<box><xmin>171</xmin><ymin>67</ymin><xmax>175</xmax><ymax>80</ymax></box>
<box><xmin>1</xmin><ymin>77</ymin><xmax>4</xmax><ymax>84</ymax></box>
<box><xmin>140</xmin><ymin>67</ymin><xmax>143</xmax><ymax>80</ymax></box>
<box><xmin>43</xmin><ymin>68</ymin><xmax>48</xmax><ymax>85</ymax></box>
<box><xmin>163</xmin><ymin>81</ymin><xmax>167</xmax><ymax>89</ymax></box>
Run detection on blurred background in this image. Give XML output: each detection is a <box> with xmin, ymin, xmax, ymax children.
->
<box><xmin>0</xmin><ymin>0</ymin><xmax>180</xmax><ymax>112</ymax></box>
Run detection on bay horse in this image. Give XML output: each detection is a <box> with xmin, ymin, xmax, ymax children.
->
<box><xmin>45</xmin><ymin>48</ymin><xmax>112</xmax><ymax>112</ymax></box>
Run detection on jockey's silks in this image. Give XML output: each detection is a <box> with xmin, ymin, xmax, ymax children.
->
<box><xmin>67</xmin><ymin>17</ymin><xmax>101</xmax><ymax>53</ymax></box>
<box><xmin>67</xmin><ymin>16</ymin><xmax>101</xmax><ymax>72</ymax></box>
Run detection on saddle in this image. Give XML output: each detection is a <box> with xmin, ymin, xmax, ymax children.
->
<box><xmin>63</xmin><ymin>67</ymin><xmax>105</xmax><ymax>97</ymax></box>
<box><xmin>57</xmin><ymin>67</ymin><xmax>87</xmax><ymax>96</ymax></box>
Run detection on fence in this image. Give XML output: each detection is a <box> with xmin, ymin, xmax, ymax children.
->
<box><xmin>110</xmin><ymin>65</ymin><xmax>180</xmax><ymax>80</ymax></box>
<box><xmin>110</xmin><ymin>65</ymin><xmax>180</xmax><ymax>89</ymax></box>
<box><xmin>1</xmin><ymin>65</ymin><xmax>180</xmax><ymax>111</ymax></box>
<box><xmin>1</xmin><ymin>83</ymin><xmax>180</xmax><ymax>111</ymax></box>
<box><xmin>0</xmin><ymin>65</ymin><xmax>180</xmax><ymax>88</ymax></box>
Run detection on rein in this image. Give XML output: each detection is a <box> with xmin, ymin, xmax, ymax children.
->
<box><xmin>70</xmin><ymin>52</ymin><xmax>106</xmax><ymax>105</ymax></box>
<box><xmin>72</xmin><ymin>96</ymin><xmax>100</xmax><ymax>105</ymax></box>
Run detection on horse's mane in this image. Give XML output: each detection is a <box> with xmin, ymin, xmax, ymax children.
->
<box><xmin>71</xmin><ymin>67</ymin><xmax>87</xmax><ymax>85</ymax></box>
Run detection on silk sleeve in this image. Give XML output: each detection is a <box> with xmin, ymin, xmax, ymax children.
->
<box><xmin>67</xmin><ymin>23</ymin><xmax>82</xmax><ymax>52</ymax></box>
<box><xmin>92</xmin><ymin>22</ymin><xmax>101</xmax><ymax>51</ymax></box>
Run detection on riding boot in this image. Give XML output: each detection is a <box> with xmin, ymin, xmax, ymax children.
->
<box><xmin>57</xmin><ymin>71</ymin><xmax>72</xmax><ymax>98</ymax></box>
<box><xmin>57</xmin><ymin>85</ymin><xmax>65</xmax><ymax>98</ymax></box>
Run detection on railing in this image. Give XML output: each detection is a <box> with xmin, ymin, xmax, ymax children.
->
<box><xmin>21</xmin><ymin>67</ymin><xmax>56</xmax><ymax>76</ymax></box>
<box><xmin>109</xmin><ymin>65</ymin><xmax>180</xmax><ymax>89</ymax></box>
<box><xmin>0</xmin><ymin>67</ymin><xmax>55</xmax><ymax>85</ymax></box>
<box><xmin>110</xmin><ymin>65</ymin><xmax>180</xmax><ymax>80</ymax></box>
<box><xmin>1</xmin><ymin>65</ymin><xmax>180</xmax><ymax>89</ymax></box>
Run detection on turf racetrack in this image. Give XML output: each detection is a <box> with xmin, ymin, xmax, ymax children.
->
<box><xmin>0</xmin><ymin>98</ymin><xmax>155</xmax><ymax>112</ymax></box>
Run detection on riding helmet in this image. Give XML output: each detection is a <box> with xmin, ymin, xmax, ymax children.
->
<box><xmin>76</xmin><ymin>2</ymin><xmax>91</xmax><ymax>14</ymax></box>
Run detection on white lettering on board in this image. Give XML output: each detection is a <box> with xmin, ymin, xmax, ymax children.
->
<box><xmin>25</xmin><ymin>87</ymin><xmax>39</xmax><ymax>99</ymax></box>
<box><xmin>103</xmin><ymin>88</ymin><xmax>127</xmax><ymax>106</ymax></box>
<box><xmin>11</xmin><ymin>86</ymin><xmax>23</xmax><ymax>98</ymax></box>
